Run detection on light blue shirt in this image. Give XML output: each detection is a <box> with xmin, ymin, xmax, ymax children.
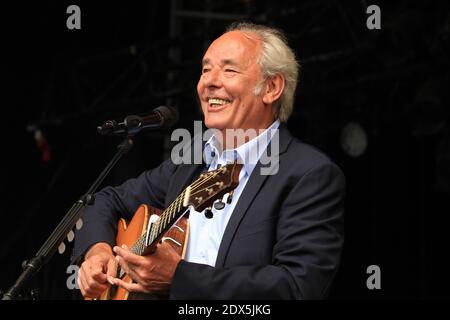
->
<box><xmin>184</xmin><ymin>120</ymin><xmax>280</xmax><ymax>266</ymax></box>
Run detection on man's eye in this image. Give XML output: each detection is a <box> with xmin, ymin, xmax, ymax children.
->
<box><xmin>225</xmin><ymin>69</ymin><xmax>237</xmax><ymax>73</ymax></box>
<box><xmin>202</xmin><ymin>68</ymin><xmax>210</xmax><ymax>74</ymax></box>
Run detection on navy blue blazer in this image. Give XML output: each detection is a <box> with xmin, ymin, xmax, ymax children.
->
<box><xmin>72</xmin><ymin>125</ymin><xmax>345</xmax><ymax>299</ymax></box>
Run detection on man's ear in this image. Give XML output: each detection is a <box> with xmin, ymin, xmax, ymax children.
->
<box><xmin>262</xmin><ymin>74</ymin><xmax>285</xmax><ymax>104</ymax></box>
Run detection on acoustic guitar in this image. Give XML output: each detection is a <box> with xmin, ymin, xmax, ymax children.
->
<box><xmin>95</xmin><ymin>162</ymin><xmax>242</xmax><ymax>300</ymax></box>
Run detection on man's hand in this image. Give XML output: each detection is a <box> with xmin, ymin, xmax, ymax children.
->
<box><xmin>78</xmin><ymin>242</ymin><xmax>116</xmax><ymax>299</ymax></box>
<box><xmin>110</xmin><ymin>241</ymin><xmax>181</xmax><ymax>295</ymax></box>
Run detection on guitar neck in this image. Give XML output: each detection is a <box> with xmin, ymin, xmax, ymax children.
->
<box><xmin>130</xmin><ymin>187</ymin><xmax>191</xmax><ymax>256</ymax></box>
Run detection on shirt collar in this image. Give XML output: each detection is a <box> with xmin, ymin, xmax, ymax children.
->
<box><xmin>204</xmin><ymin>120</ymin><xmax>280</xmax><ymax>176</ymax></box>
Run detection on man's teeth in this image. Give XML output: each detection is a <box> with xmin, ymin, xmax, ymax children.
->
<box><xmin>208</xmin><ymin>98</ymin><xmax>231</xmax><ymax>106</ymax></box>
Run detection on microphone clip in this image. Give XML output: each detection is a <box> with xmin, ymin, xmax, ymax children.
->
<box><xmin>97</xmin><ymin>115</ymin><xmax>149</xmax><ymax>137</ymax></box>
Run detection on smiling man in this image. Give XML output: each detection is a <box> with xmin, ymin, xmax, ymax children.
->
<box><xmin>73</xmin><ymin>22</ymin><xmax>345</xmax><ymax>299</ymax></box>
<box><xmin>199</xmin><ymin>30</ymin><xmax>280</xmax><ymax>141</ymax></box>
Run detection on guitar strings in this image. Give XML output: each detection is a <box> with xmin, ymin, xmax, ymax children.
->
<box><xmin>187</xmin><ymin>164</ymin><xmax>236</xmax><ymax>196</ymax></box>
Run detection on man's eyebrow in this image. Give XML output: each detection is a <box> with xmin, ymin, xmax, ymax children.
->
<box><xmin>222</xmin><ymin>59</ymin><xmax>239</xmax><ymax>66</ymax></box>
<box><xmin>202</xmin><ymin>58</ymin><xmax>239</xmax><ymax>66</ymax></box>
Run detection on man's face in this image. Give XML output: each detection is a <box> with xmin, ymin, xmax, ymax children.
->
<box><xmin>197</xmin><ymin>31</ymin><xmax>274</xmax><ymax>135</ymax></box>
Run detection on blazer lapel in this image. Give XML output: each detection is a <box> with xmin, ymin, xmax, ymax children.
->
<box><xmin>215</xmin><ymin>125</ymin><xmax>293</xmax><ymax>267</ymax></box>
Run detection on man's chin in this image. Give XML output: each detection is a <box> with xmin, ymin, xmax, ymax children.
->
<box><xmin>204</xmin><ymin>118</ymin><xmax>227</xmax><ymax>131</ymax></box>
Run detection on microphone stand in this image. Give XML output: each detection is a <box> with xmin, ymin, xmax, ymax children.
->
<box><xmin>1</xmin><ymin>137</ymin><xmax>134</xmax><ymax>300</ymax></box>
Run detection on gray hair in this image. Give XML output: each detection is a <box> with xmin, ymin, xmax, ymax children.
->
<box><xmin>226</xmin><ymin>22</ymin><xmax>300</xmax><ymax>123</ymax></box>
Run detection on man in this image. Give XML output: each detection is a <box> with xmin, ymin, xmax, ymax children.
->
<box><xmin>73</xmin><ymin>22</ymin><xmax>345</xmax><ymax>299</ymax></box>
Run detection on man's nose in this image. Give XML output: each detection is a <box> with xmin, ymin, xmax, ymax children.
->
<box><xmin>203</xmin><ymin>68</ymin><xmax>222</xmax><ymax>88</ymax></box>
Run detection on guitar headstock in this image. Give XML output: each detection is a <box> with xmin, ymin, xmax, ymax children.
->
<box><xmin>186</xmin><ymin>162</ymin><xmax>242</xmax><ymax>212</ymax></box>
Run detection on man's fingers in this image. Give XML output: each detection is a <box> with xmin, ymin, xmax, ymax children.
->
<box><xmin>113</xmin><ymin>245</ymin><xmax>143</xmax><ymax>266</ymax></box>
<box><xmin>107</xmin><ymin>275</ymin><xmax>116</xmax><ymax>285</ymax></box>
<box><xmin>106</xmin><ymin>256</ymin><xmax>118</xmax><ymax>285</ymax></box>
<box><xmin>79</xmin><ymin>261</ymin><xmax>109</xmax><ymax>298</ymax></box>
<box><xmin>77</xmin><ymin>274</ymin><xmax>86</xmax><ymax>297</ymax></box>
<box><xmin>78</xmin><ymin>264</ymin><xmax>90</xmax><ymax>291</ymax></box>
<box><xmin>90</xmin><ymin>264</ymin><xmax>108</xmax><ymax>283</ymax></box>
<box><xmin>78</xmin><ymin>268</ymin><xmax>99</xmax><ymax>298</ymax></box>
<box><xmin>106</xmin><ymin>257</ymin><xmax>118</xmax><ymax>278</ymax></box>
<box><xmin>115</xmin><ymin>255</ymin><xmax>138</xmax><ymax>281</ymax></box>
<box><xmin>112</xmin><ymin>277</ymin><xmax>146</xmax><ymax>293</ymax></box>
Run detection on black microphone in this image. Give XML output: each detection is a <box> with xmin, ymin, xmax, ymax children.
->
<box><xmin>97</xmin><ymin>106</ymin><xmax>179</xmax><ymax>136</ymax></box>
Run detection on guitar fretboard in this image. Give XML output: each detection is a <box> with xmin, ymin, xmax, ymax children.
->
<box><xmin>130</xmin><ymin>188</ymin><xmax>189</xmax><ymax>256</ymax></box>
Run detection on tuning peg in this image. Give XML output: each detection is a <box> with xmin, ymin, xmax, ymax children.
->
<box><xmin>75</xmin><ymin>218</ymin><xmax>83</xmax><ymax>230</ymax></box>
<box><xmin>67</xmin><ymin>230</ymin><xmax>75</xmax><ymax>242</ymax></box>
<box><xmin>226</xmin><ymin>191</ymin><xmax>234</xmax><ymax>204</ymax></box>
<box><xmin>58</xmin><ymin>242</ymin><xmax>66</xmax><ymax>254</ymax></box>
<box><xmin>204</xmin><ymin>208</ymin><xmax>213</xmax><ymax>219</ymax></box>
<box><xmin>214</xmin><ymin>200</ymin><xmax>225</xmax><ymax>210</ymax></box>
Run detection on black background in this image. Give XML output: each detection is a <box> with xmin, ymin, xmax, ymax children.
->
<box><xmin>1</xmin><ymin>0</ymin><xmax>449</xmax><ymax>300</ymax></box>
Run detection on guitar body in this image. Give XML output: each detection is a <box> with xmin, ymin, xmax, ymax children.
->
<box><xmin>98</xmin><ymin>204</ymin><xmax>189</xmax><ymax>300</ymax></box>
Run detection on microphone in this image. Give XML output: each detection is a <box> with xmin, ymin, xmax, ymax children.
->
<box><xmin>97</xmin><ymin>106</ymin><xmax>179</xmax><ymax>136</ymax></box>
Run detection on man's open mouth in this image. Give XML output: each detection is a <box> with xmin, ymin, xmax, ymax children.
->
<box><xmin>208</xmin><ymin>98</ymin><xmax>231</xmax><ymax>108</ymax></box>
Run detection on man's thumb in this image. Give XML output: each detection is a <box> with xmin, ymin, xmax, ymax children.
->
<box><xmin>106</xmin><ymin>256</ymin><xmax>118</xmax><ymax>277</ymax></box>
